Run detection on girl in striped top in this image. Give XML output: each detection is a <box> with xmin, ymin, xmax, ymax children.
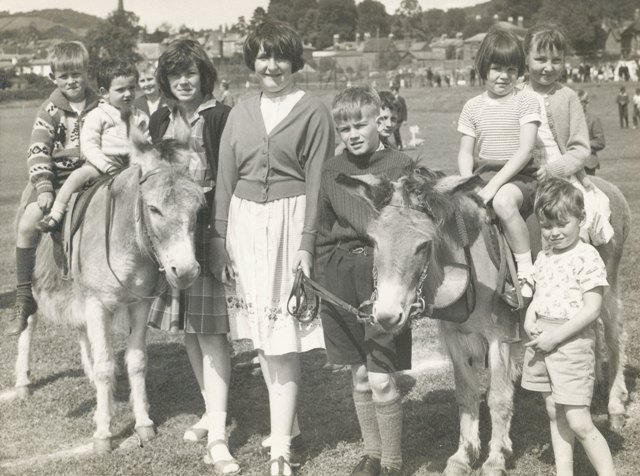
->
<box><xmin>457</xmin><ymin>28</ymin><xmax>541</xmax><ymax>306</ymax></box>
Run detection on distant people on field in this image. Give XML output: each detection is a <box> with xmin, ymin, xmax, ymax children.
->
<box><xmin>632</xmin><ymin>87</ymin><xmax>640</xmax><ymax>129</ymax></box>
<box><xmin>469</xmin><ymin>66</ymin><xmax>476</xmax><ymax>86</ymax></box>
<box><xmin>9</xmin><ymin>41</ymin><xmax>99</xmax><ymax>336</ymax></box>
<box><xmin>134</xmin><ymin>61</ymin><xmax>167</xmax><ymax>116</ymax></box>
<box><xmin>617</xmin><ymin>86</ymin><xmax>629</xmax><ymax>128</ymax></box>
<box><xmin>219</xmin><ymin>79</ymin><xmax>235</xmax><ymax>107</ymax></box>
<box><xmin>390</xmin><ymin>83</ymin><xmax>407</xmax><ymax>150</ymax></box>
<box><xmin>578</xmin><ymin>90</ymin><xmax>606</xmax><ymax>176</ymax></box>
<box><xmin>618</xmin><ymin>63</ymin><xmax>630</xmax><ymax>82</ymax></box>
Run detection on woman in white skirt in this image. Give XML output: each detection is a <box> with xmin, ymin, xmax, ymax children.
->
<box><xmin>211</xmin><ymin>21</ymin><xmax>334</xmax><ymax>476</ymax></box>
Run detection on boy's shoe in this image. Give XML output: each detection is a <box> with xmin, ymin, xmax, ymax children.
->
<box><xmin>351</xmin><ymin>455</ymin><xmax>381</xmax><ymax>476</ymax></box>
<box><xmin>38</xmin><ymin>215</ymin><xmax>61</xmax><ymax>233</ymax></box>
<box><xmin>501</xmin><ymin>277</ymin><xmax>533</xmax><ymax>310</ymax></box>
<box><xmin>381</xmin><ymin>466</ymin><xmax>404</xmax><ymax>476</ymax></box>
<box><xmin>6</xmin><ymin>300</ymin><xmax>37</xmax><ymax>336</ymax></box>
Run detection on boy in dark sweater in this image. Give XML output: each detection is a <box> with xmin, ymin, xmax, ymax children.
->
<box><xmin>315</xmin><ymin>86</ymin><xmax>414</xmax><ymax>476</ymax></box>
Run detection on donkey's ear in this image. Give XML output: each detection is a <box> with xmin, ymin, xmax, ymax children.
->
<box><xmin>335</xmin><ymin>173</ymin><xmax>394</xmax><ymax>211</ymax></box>
<box><xmin>434</xmin><ymin>174</ymin><xmax>483</xmax><ymax>195</ymax></box>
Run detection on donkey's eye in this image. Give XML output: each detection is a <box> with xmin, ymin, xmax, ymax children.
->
<box><xmin>415</xmin><ymin>242</ymin><xmax>430</xmax><ymax>255</ymax></box>
<box><xmin>148</xmin><ymin>205</ymin><xmax>163</xmax><ymax>216</ymax></box>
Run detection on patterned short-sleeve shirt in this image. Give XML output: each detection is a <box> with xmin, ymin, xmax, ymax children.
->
<box><xmin>532</xmin><ymin>241</ymin><xmax>608</xmax><ymax>320</ymax></box>
<box><xmin>457</xmin><ymin>88</ymin><xmax>540</xmax><ymax>162</ymax></box>
<box><xmin>164</xmin><ymin>98</ymin><xmax>217</xmax><ymax>192</ymax></box>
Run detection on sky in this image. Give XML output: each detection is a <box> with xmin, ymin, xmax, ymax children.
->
<box><xmin>2</xmin><ymin>0</ymin><xmax>483</xmax><ymax>31</ymax></box>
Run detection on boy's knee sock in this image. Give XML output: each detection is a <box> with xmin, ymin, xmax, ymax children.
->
<box><xmin>376</xmin><ymin>396</ymin><xmax>403</xmax><ymax>470</ymax></box>
<box><xmin>15</xmin><ymin>247</ymin><xmax>37</xmax><ymax>302</ymax></box>
<box><xmin>353</xmin><ymin>390</ymin><xmax>381</xmax><ymax>459</ymax></box>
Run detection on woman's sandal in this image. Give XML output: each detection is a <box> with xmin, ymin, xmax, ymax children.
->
<box><xmin>38</xmin><ymin>215</ymin><xmax>61</xmax><ymax>233</ymax></box>
<box><xmin>268</xmin><ymin>456</ymin><xmax>293</xmax><ymax>476</ymax></box>
<box><xmin>183</xmin><ymin>426</ymin><xmax>208</xmax><ymax>442</ymax></box>
<box><xmin>204</xmin><ymin>440</ymin><xmax>241</xmax><ymax>475</ymax></box>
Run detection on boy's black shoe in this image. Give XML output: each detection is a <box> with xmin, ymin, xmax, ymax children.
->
<box><xmin>381</xmin><ymin>466</ymin><xmax>404</xmax><ymax>476</ymax></box>
<box><xmin>351</xmin><ymin>455</ymin><xmax>381</xmax><ymax>476</ymax></box>
<box><xmin>6</xmin><ymin>300</ymin><xmax>37</xmax><ymax>336</ymax></box>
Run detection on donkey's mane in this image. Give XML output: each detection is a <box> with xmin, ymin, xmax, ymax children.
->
<box><xmin>398</xmin><ymin>167</ymin><xmax>485</xmax><ymax>250</ymax></box>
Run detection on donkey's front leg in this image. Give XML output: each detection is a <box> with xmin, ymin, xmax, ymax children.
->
<box><xmin>482</xmin><ymin>339</ymin><xmax>515</xmax><ymax>476</ymax></box>
<box><xmin>127</xmin><ymin>300</ymin><xmax>155</xmax><ymax>443</ymax></box>
<box><xmin>442</xmin><ymin>332</ymin><xmax>482</xmax><ymax>476</ymax></box>
<box><xmin>85</xmin><ymin>297</ymin><xmax>116</xmax><ymax>453</ymax></box>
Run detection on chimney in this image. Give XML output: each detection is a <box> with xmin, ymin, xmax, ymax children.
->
<box><xmin>517</xmin><ymin>16</ymin><xmax>524</xmax><ymax>28</ymax></box>
<box><xmin>507</xmin><ymin>16</ymin><xmax>514</xmax><ymax>23</ymax></box>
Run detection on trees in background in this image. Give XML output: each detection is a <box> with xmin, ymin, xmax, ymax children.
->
<box><xmin>85</xmin><ymin>9</ymin><xmax>142</xmax><ymax>76</ymax></box>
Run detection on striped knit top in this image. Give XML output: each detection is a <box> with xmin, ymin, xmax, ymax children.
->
<box><xmin>27</xmin><ymin>87</ymin><xmax>99</xmax><ymax>194</ymax></box>
<box><xmin>315</xmin><ymin>148</ymin><xmax>415</xmax><ymax>269</ymax></box>
<box><xmin>457</xmin><ymin>88</ymin><xmax>540</xmax><ymax>163</ymax></box>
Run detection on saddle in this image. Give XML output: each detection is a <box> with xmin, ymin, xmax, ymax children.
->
<box><xmin>51</xmin><ymin>174</ymin><xmax>115</xmax><ymax>279</ymax></box>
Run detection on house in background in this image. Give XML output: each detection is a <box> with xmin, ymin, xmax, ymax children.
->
<box><xmin>603</xmin><ymin>10</ymin><xmax>640</xmax><ymax>59</ymax></box>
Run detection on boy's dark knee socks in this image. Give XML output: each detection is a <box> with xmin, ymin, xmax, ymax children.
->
<box><xmin>16</xmin><ymin>247</ymin><xmax>37</xmax><ymax>301</ymax></box>
<box><xmin>376</xmin><ymin>395</ymin><xmax>403</xmax><ymax>470</ymax></box>
<box><xmin>353</xmin><ymin>390</ymin><xmax>382</xmax><ymax>459</ymax></box>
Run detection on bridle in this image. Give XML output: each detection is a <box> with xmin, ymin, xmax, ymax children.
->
<box><xmin>104</xmin><ymin>167</ymin><xmax>167</xmax><ymax>301</ymax></box>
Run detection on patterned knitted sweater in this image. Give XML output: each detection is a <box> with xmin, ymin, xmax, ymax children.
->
<box><xmin>27</xmin><ymin>87</ymin><xmax>99</xmax><ymax>194</ymax></box>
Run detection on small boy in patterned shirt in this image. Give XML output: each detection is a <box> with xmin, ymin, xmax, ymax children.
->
<box><xmin>522</xmin><ymin>177</ymin><xmax>615</xmax><ymax>476</ymax></box>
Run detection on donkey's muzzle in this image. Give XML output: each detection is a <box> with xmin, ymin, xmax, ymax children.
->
<box><xmin>166</xmin><ymin>261</ymin><xmax>200</xmax><ymax>290</ymax></box>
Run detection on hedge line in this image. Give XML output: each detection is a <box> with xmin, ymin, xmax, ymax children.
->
<box><xmin>0</xmin><ymin>88</ymin><xmax>53</xmax><ymax>102</ymax></box>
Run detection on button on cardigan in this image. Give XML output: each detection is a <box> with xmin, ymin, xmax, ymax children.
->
<box><xmin>213</xmin><ymin>92</ymin><xmax>335</xmax><ymax>254</ymax></box>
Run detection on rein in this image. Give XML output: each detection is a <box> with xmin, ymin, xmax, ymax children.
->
<box><xmin>104</xmin><ymin>168</ymin><xmax>166</xmax><ymax>301</ymax></box>
<box><xmin>287</xmin><ymin>269</ymin><xmax>375</xmax><ymax>324</ymax></box>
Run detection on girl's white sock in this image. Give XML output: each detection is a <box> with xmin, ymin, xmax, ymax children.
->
<box><xmin>514</xmin><ymin>251</ymin><xmax>534</xmax><ymax>297</ymax></box>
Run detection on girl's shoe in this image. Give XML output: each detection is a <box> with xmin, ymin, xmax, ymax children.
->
<box><xmin>259</xmin><ymin>434</ymin><xmax>305</xmax><ymax>467</ymax></box>
<box><xmin>38</xmin><ymin>215</ymin><xmax>61</xmax><ymax>233</ymax></box>
<box><xmin>502</xmin><ymin>277</ymin><xmax>533</xmax><ymax>310</ymax></box>
<box><xmin>268</xmin><ymin>456</ymin><xmax>293</xmax><ymax>476</ymax></box>
<box><xmin>204</xmin><ymin>440</ymin><xmax>241</xmax><ymax>475</ymax></box>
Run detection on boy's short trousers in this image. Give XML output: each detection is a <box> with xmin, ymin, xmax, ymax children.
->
<box><xmin>521</xmin><ymin>317</ymin><xmax>596</xmax><ymax>406</ymax></box>
<box><xmin>319</xmin><ymin>246</ymin><xmax>412</xmax><ymax>374</ymax></box>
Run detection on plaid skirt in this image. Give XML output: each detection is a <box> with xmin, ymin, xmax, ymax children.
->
<box><xmin>147</xmin><ymin>206</ymin><xmax>230</xmax><ymax>335</ymax></box>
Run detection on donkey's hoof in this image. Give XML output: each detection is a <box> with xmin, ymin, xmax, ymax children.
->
<box><xmin>93</xmin><ymin>438</ymin><xmax>113</xmax><ymax>454</ymax></box>
<box><xmin>444</xmin><ymin>458</ymin><xmax>472</xmax><ymax>476</ymax></box>
<box><xmin>609</xmin><ymin>413</ymin><xmax>626</xmax><ymax>431</ymax></box>
<box><xmin>15</xmin><ymin>385</ymin><xmax>30</xmax><ymax>399</ymax></box>
<box><xmin>135</xmin><ymin>425</ymin><xmax>156</xmax><ymax>443</ymax></box>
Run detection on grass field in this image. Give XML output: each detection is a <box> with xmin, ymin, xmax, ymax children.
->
<box><xmin>0</xmin><ymin>82</ymin><xmax>639</xmax><ymax>475</ymax></box>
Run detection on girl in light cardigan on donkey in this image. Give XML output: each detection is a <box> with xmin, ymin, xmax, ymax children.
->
<box><xmin>522</xmin><ymin>23</ymin><xmax>613</xmax><ymax>246</ymax></box>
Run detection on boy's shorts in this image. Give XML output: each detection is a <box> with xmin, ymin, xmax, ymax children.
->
<box><xmin>319</xmin><ymin>246</ymin><xmax>412</xmax><ymax>374</ymax></box>
<box><xmin>521</xmin><ymin>317</ymin><xmax>596</xmax><ymax>406</ymax></box>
